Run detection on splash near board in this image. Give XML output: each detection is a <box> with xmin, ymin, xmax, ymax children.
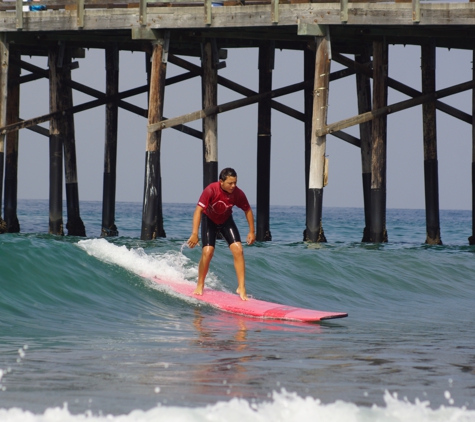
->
<box><xmin>149</xmin><ymin>276</ymin><xmax>348</xmax><ymax>322</ymax></box>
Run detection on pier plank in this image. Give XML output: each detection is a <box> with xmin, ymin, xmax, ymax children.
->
<box><xmin>2</xmin><ymin>3</ymin><xmax>475</xmax><ymax>32</ymax></box>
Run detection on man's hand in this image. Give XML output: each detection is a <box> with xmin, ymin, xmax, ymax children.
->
<box><xmin>247</xmin><ymin>231</ymin><xmax>256</xmax><ymax>245</ymax></box>
<box><xmin>187</xmin><ymin>233</ymin><xmax>199</xmax><ymax>248</ymax></box>
<box><xmin>188</xmin><ymin>206</ymin><xmax>204</xmax><ymax>248</ymax></box>
<box><xmin>244</xmin><ymin>208</ymin><xmax>255</xmax><ymax>245</ymax></box>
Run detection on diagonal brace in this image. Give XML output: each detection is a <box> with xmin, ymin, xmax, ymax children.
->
<box><xmin>14</xmin><ymin>59</ymin><xmax>202</xmax><ymax>139</ymax></box>
<box><xmin>317</xmin><ymin>79</ymin><xmax>475</xmax><ymax>137</ymax></box>
<box><xmin>333</xmin><ymin>52</ymin><xmax>472</xmax><ymax>125</ymax></box>
<box><xmin>168</xmin><ymin>54</ymin><xmax>360</xmax><ymax>146</ymax></box>
<box><xmin>148</xmin><ymin>79</ymin><xmax>312</xmax><ymax>133</ymax></box>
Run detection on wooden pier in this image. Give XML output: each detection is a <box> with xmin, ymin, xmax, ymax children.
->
<box><xmin>1</xmin><ymin>0</ymin><xmax>475</xmax><ymax>243</ymax></box>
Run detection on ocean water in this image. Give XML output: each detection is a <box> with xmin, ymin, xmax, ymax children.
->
<box><xmin>1</xmin><ymin>200</ymin><xmax>475</xmax><ymax>421</ymax></box>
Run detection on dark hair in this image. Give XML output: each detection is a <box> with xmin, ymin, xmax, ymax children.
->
<box><xmin>219</xmin><ymin>167</ymin><xmax>237</xmax><ymax>181</ymax></box>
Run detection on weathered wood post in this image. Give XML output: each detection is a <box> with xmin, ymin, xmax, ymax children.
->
<box><xmin>3</xmin><ymin>47</ymin><xmax>20</xmax><ymax>233</ymax></box>
<box><xmin>470</xmin><ymin>49</ymin><xmax>475</xmax><ymax>246</ymax></box>
<box><xmin>202</xmin><ymin>39</ymin><xmax>218</xmax><ymax>188</ymax></box>
<box><xmin>256</xmin><ymin>42</ymin><xmax>274</xmax><ymax>241</ymax></box>
<box><xmin>101</xmin><ymin>44</ymin><xmax>119</xmax><ymax>237</ymax></box>
<box><xmin>62</xmin><ymin>49</ymin><xmax>85</xmax><ymax>237</ymax></box>
<box><xmin>141</xmin><ymin>34</ymin><xmax>168</xmax><ymax>240</ymax></box>
<box><xmin>48</xmin><ymin>47</ymin><xmax>64</xmax><ymax>236</ymax></box>
<box><xmin>421</xmin><ymin>40</ymin><xmax>442</xmax><ymax>245</ymax></box>
<box><xmin>304</xmin><ymin>46</ymin><xmax>315</xmax><ymax>222</ymax></box>
<box><xmin>355</xmin><ymin>49</ymin><xmax>372</xmax><ymax>242</ymax></box>
<box><xmin>305</xmin><ymin>28</ymin><xmax>331</xmax><ymax>242</ymax></box>
<box><xmin>305</xmin><ymin>32</ymin><xmax>330</xmax><ymax>243</ymax></box>
<box><xmin>0</xmin><ymin>33</ymin><xmax>8</xmax><ymax>234</ymax></box>
<box><xmin>370</xmin><ymin>39</ymin><xmax>388</xmax><ymax>243</ymax></box>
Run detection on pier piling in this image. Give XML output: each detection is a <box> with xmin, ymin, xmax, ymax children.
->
<box><xmin>370</xmin><ymin>39</ymin><xmax>388</xmax><ymax>243</ymax></box>
<box><xmin>48</xmin><ymin>47</ymin><xmax>64</xmax><ymax>236</ymax></box>
<box><xmin>421</xmin><ymin>41</ymin><xmax>442</xmax><ymax>245</ymax></box>
<box><xmin>0</xmin><ymin>33</ymin><xmax>8</xmax><ymax>234</ymax></box>
<box><xmin>256</xmin><ymin>42</ymin><xmax>274</xmax><ymax>242</ymax></box>
<box><xmin>304</xmin><ymin>46</ymin><xmax>314</xmax><ymax>222</ymax></box>
<box><xmin>202</xmin><ymin>39</ymin><xmax>218</xmax><ymax>188</ymax></box>
<box><xmin>470</xmin><ymin>49</ymin><xmax>475</xmax><ymax>246</ymax></box>
<box><xmin>4</xmin><ymin>47</ymin><xmax>19</xmax><ymax>233</ymax></box>
<box><xmin>355</xmin><ymin>49</ymin><xmax>373</xmax><ymax>242</ymax></box>
<box><xmin>101</xmin><ymin>44</ymin><xmax>119</xmax><ymax>237</ymax></box>
<box><xmin>305</xmin><ymin>32</ymin><xmax>330</xmax><ymax>243</ymax></box>
<box><xmin>141</xmin><ymin>36</ymin><xmax>168</xmax><ymax>240</ymax></box>
<box><xmin>62</xmin><ymin>49</ymin><xmax>86</xmax><ymax>237</ymax></box>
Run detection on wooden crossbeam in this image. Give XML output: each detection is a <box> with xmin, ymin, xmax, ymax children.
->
<box><xmin>17</xmin><ymin>58</ymin><xmax>194</xmax><ymax>93</ymax></box>
<box><xmin>170</xmin><ymin>53</ymin><xmax>305</xmax><ymax>121</ymax></box>
<box><xmin>13</xmin><ymin>74</ymin><xmax>43</xmax><ymax>85</ymax></box>
<box><xmin>316</xmin><ymin>79</ymin><xmax>475</xmax><ymax>137</ymax></box>
<box><xmin>332</xmin><ymin>130</ymin><xmax>360</xmax><ymax>147</ymax></box>
<box><xmin>168</xmin><ymin>53</ymin><xmax>360</xmax><ymax>145</ymax></box>
<box><xmin>21</xmin><ymin>119</ymin><xmax>50</xmax><ymax>137</ymax></box>
<box><xmin>10</xmin><ymin>61</ymin><xmax>79</xmax><ymax>86</ymax></box>
<box><xmin>169</xmin><ymin>53</ymin><xmax>355</xmax><ymax>120</ymax></box>
<box><xmin>148</xmin><ymin>79</ymin><xmax>310</xmax><ymax>132</ymax></box>
<box><xmin>17</xmin><ymin>58</ymin><xmax>148</xmax><ymax>100</ymax></box>
<box><xmin>0</xmin><ymin>83</ymin><xmax>203</xmax><ymax>137</ymax></box>
<box><xmin>333</xmin><ymin>52</ymin><xmax>472</xmax><ymax>125</ymax></box>
<box><xmin>170</xmin><ymin>55</ymin><xmax>280</xmax><ymax>111</ymax></box>
<box><xmin>11</xmin><ymin>59</ymin><xmax>202</xmax><ymax>138</ymax></box>
<box><xmin>0</xmin><ymin>97</ymin><xmax>105</xmax><ymax>135</ymax></box>
<box><xmin>165</xmin><ymin>71</ymin><xmax>198</xmax><ymax>86</ymax></box>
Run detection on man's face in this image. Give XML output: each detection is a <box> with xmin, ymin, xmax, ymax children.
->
<box><xmin>220</xmin><ymin>176</ymin><xmax>237</xmax><ymax>194</ymax></box>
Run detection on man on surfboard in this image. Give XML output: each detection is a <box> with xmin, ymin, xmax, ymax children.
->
<box><xmin>187</xmin><ymin>168</ymin><xmax>256</xmax><ymax>301</ymax></box>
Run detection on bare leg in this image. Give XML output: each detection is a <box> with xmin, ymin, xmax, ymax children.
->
<box><xmin>230</xmin><ymin>242</ymin><xmax>248</xmax><ymax>301</ymax></box>
<box><xmin>194</xmin><ymin>246</ymin><xmax>214</xmax><ymax>295</ymax></box>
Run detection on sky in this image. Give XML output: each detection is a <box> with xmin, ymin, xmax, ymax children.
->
<box><xmin>12</xmin><ymin>40</ymin><xmax>474</xmax><ymax>210</ymax></box>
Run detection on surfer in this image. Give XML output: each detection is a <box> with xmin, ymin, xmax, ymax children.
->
<box><xmin>187</xmin><ymin>168</ymin><xmax>256</xmax><ymax>301</ymax></box>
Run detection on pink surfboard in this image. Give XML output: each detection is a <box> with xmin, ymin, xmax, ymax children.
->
<box><xmin>149</xmin><ymin>276</ymin><xmax>348</xmax><ymax>322</ymax></box>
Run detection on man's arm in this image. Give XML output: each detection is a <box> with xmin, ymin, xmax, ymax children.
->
<box><xmin>187</xmin><ymin>206</ymin><xmax>203</xmax><ymax>248</ymax></box>
<box><xmin>244</xmin><ymin>208</ymin><xmax>256</xmax><ymax>245</ymax></box>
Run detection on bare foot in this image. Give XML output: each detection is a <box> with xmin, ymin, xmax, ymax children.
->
<box><xmin>194</xmin><ymin>283</ymin><xmax>204</xmax><ymax>296</ymax></box>
<box><xmin>236</xmin><ymin>287</ymin><xmax>249</xmax><ymax>301</ymax></box>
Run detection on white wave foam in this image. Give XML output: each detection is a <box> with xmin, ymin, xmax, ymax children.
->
<box><xmin>76</xmin><ymin>238</ymin><xmax>193</xmax><ymax>282</ymax></box>
<box><xmin>76</xmin><ymin>239</ymin><xmax>222</xmax><ymax>290</ymax></box>
<box><xmin>1</xmin><ymin>390</ymin><xmax>475</xmax><ymax>422</ymax></box>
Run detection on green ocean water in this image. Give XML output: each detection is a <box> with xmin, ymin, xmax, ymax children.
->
<box><xmin>1</xmin><ymin>200</ymin><xmax>475</xmax><ymax>421</ymax></box>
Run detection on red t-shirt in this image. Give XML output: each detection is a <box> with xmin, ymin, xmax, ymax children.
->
<box><xmin>198</xmin><ymin>181</ymin><xmax>251</xmax><ymax>224</ymax></box>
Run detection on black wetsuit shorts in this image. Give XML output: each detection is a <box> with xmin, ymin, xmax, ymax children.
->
<box><xmin>201</xmin><ymin>214</ymin><xmax>241</xmax><ymax>248</ymax></box>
